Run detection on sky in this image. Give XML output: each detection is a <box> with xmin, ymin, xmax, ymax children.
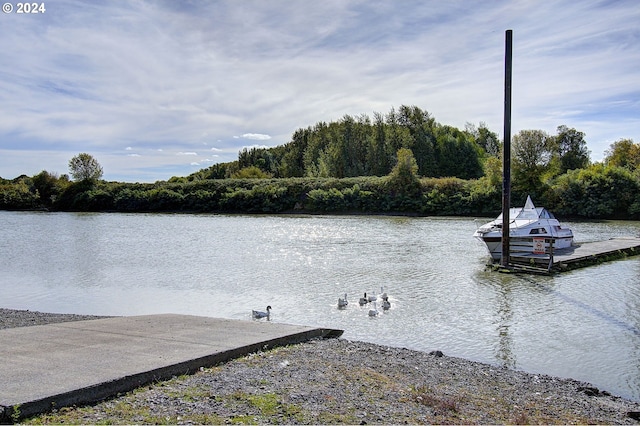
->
<box><xmin>1</xmin><ymin>0</ymin><xmax>638</xmax><ymax>182</ymax></box>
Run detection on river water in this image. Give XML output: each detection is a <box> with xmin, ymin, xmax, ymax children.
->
<box><xmin>1</xmin><ymin>211</ymin><xmax>639</xmax><ymax>401</ymax></box>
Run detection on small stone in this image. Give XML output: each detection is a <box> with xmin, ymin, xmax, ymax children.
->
<box><xmin>627</xmin><ymin>411</ymin><xmax>640</xmax><ymax>420</ymax></box>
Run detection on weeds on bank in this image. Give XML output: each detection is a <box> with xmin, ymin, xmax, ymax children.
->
<box><xmin>217</xmin><ymin>390</ymin><xmax>362</xmax><ymax>424</ymax></box>
<box><xmin>512</xmin><ymin>410</ymin><xmax>530</xmax><ymax>424</ymax></box>
<box><xmin>10</xmin><ymin>404</ymin><xmax>21</xmax><ymax>423</ymax></box>
<box><xmin>219</xmin><ymin>391</ymin><xmax>302</xmax><ymax>423</ymax></box>
<box><xmin>25</xmin><ymin>399</ymin><xmax>225</xmax><ymax>425</ymax></box>
<box><xmin>163</xmin><ymin>382</ymin><xmax>211</xmax><ymax>402</ymax></box>
<box><xmin>22</xmin><ymin>378</ymin><xmax>222</xmax><ymax>425</ymax></box>
<box><xmin>411</xmin><ymin>385</ymin><xmax>460</xmax><ymax>413</ymax></box>
<box><xmin>24</xmin><ymin>398</ymin><xmax>161</xmax><ymax>425</ymax></box>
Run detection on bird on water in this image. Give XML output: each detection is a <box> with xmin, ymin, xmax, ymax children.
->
<box><xmin>252</xmin><ymin>306</ymin><xmax>272</xmax><ymax>319</ymax></box>
<box><xmin>338</xmin><ymin>294</ymin><xmax>348</xmax><ymax>308</ymax></box>
<box><xmin>368</xmin><ymin>301</ymin><xmax>379</xmax><ymax>317</ymax></box>
<box><xmin>359</xmin><ymin>293</ymin><xmax>368</xmax><ymax>306</ymax></box>
<box><xmin>382</xmin><ymin>297</ymin><xmax>391</xmax><ymax>310</ymax></box>
<box><xmin>379</xmin><ymin>286</ymin><xmax>388</xmax><ymax>300</ymax></box>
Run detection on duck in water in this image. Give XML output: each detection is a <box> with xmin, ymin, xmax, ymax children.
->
<box><xmin>338</xmin><ymin>294</ymin><xmax>348</xmax><ymax>308</ymax></box>
<box><xmin>252</xmin><ymin>306</ymin><xmax>272</xmax><ymax>320</ymax></box>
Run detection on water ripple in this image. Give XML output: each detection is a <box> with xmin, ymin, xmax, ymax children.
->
<box><xmin>1</xmin><ymin>211</ymin><xmax>639</xmax><ymax>401</ymax></box>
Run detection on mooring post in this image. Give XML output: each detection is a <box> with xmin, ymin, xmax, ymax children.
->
<box><xmin>501</xmin><ymin>29</ymin><xmax>513</xmax><ymax>267</ymax></box>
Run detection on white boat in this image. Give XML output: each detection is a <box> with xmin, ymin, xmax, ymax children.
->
<box><xmin>473</xmin><ymin>195</ymin><xmax>574</xmax><ymax>261</ymax></box>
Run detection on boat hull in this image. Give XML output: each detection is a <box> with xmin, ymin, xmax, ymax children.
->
<box><xmin>477</xmin><ymin>234</ymin><xmax>574</xmax><ymax>261</ymax></box>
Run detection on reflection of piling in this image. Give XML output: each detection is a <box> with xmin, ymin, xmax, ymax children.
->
<box><xmin>501</xmin><ymin>29</ymin><xmax>513</xmax><ymax>268</ymax></box>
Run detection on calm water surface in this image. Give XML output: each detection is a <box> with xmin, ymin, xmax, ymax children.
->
<box><xmin>2</xmin><ymin>211</ymin><xmax>639</xmax><ymax>401</ymax></box>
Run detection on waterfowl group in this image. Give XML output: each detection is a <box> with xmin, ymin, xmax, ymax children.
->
<box><xmin>255</xmin><ymin>288</ymin><xmax>391</xmax><ymax>321</ymax></box>
<box><xmin>340</xmin><ymin>288</ymin><xmax>393</xmax><ymax>316</ymax></box>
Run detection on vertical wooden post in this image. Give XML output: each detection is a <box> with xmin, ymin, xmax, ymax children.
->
<box><xmin>501</xmin><ymin>29</ymin><xmax>513</xmax><ymax>267</ymax></box>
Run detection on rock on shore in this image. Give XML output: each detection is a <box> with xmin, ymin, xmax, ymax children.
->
<box><xmin>3</xmin><ymin>308</ymin><xmax>640</xmax><ymax>424</ymax></box>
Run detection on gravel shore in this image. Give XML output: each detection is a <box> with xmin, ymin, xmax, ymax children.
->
<box><xmin>3</xmin><ymin>308</ymin><xmax>640</xmax><ymax>424</ymax></box>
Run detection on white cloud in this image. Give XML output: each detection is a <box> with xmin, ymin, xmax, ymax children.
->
<box><xmin>242</xmin><ymin>133</ymin><xmax>272</xmax><ymax>141</ymax></box>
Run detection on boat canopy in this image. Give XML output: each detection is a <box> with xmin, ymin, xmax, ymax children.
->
<box><xmin>494</xmin><ymin>196</ymin><xmax>556</xmax><ymax>221</ymax></box>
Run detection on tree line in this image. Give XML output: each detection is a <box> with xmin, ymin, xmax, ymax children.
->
<box><xmin>185</xmin><ymin>105</ymin><xmax>497</xmax><ymax>181</ymax></box>
<box><xmin>1</xmin><ymin>106</ymin><xmax>639</xmax><ymax>219</ymax></box>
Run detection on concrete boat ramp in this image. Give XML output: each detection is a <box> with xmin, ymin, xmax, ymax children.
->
<box><xmin>0</xmin><ymin>314</ymin><xmax>343</xmax><ymax>422</ymax></box>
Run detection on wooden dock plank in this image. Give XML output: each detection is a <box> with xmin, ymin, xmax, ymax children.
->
<box><xmin>554</xmin><ymin>237</ymin><xmax>640</xmax><ymax>264</ymax></box>
<box><xmin>498</xmin><ymin>237</ymin><xmax>640</xmax><ymax>274</ymax></box>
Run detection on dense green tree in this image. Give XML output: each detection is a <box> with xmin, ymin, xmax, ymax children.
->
<box><xmin>367</xmin><ymin>112</ymin><xmax>389</xmax><ymax>176</ymax></box>
<box><xmin>466</xmin><ymin>122</ymin><xmax>501</xmax><ymax>158</ymax></box>
<box><xmin>550</xmin><ymin>125</ymin><xmax>590</xmax><ymax>174</ymax></box>
<box><xmin>398</xmin><ymin>105</ymin><xmax>437</xmax><ymax>176</ymax></box>
<box><xmin>238</xmin><ymin>147</ymin><xmax>278</xmax><ymax>175</ymax></box>
<box><xmin>303</xmin><ymin>122</ymin><xmax>330</xmax><ymax>177</ymax></box>
<box><xmin>384</xmin><ymin>108</ymin><xmax>413</xmax><ymax>163</ymax></box>
<box><xmin>468</xmin><ymin>157</ymin><xmax>502</xmax><ymax>215</ymax></box>
<box><xmin>31</xmin><ymin>170</ymin><xmax>68</xmax><ymax>206</ymax></box>
<box><xmin>435</xmin><ymin>125</ymin><xmax>483</xmax><ymax>179</ymax></box>
<box><xmin>68</xmin><ymin>153</ymin><xmax>103</xmax><ymax>182</ymax></box>
<box><xmin>0</xmin><ymin>178</ymin><xmax>39</xmax><ymax>209</ymax></box>
<box><xmin>347</xmin><ymin>114</ymin><xmax>372</xmax><ymax>177</ymax></box>
<box><xmin>482</xmin><ymin>156</ymin><xmax>503</xmax><ymax>188</ymax></box>
<box><xmin>548</xmin><ymin>164</ymin><xmax>639</xmax><ymax>218</ymax></box>
<box><xmin>278</xmin><ymin>128</ymin><xmax>308</xmax><ymax>177</ymax></box>
<box><xmin>317</xmin><ymin>122</ymin><xmax>347</xmax><ymax>178</ymax></box>
<box><xmin>512</xmin><ymin>130</ymin><xmax>552</xmax><ymax>170</ymax></box>
<box><xmin>604</xmin><ymin>138</ymin><xmax>640</xmax><ymax>170</ymax></box>
<box><xmin>386</xmin><ymin>148</ymin><xmax>420</xmax><ymax>194</ymax></box>
<box><xmin>511</xmin><ymin>129</ymin><xmax>553</xmax><ymax>198</ymax></box>
<box><xmin>232</xmin><ymin>166</ymin><xmax>272</xmax><ymax>179</ymax></box>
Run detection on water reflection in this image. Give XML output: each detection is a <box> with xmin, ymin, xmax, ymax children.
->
<box><xmin>495</xmin><ymin>283</ymin><xmax>515</xmax><ymax>369</ymax></box>
<box><xmin>528</xmin><ymin>275</ymin><xmax>640</xmax><ymax>337</ymax></box>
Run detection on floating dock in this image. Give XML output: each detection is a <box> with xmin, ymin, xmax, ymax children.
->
<box><xmin>497</xmin><ymin>237</ymin><xmax>640</xmax><ymax>274</ymax></box>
